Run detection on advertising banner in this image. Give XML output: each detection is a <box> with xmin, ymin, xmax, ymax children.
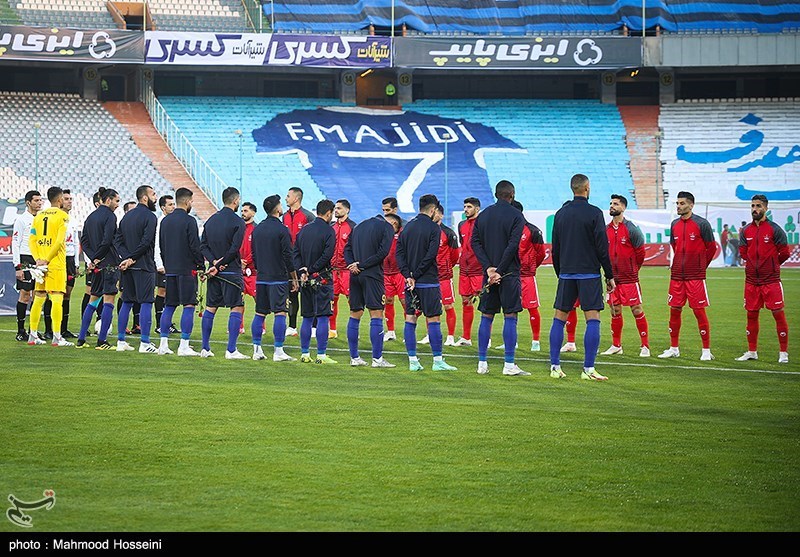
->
<box><xmin>0</xmin><ymin>25</ymin><xmax>143</xmax><ymax>63</ymax></box>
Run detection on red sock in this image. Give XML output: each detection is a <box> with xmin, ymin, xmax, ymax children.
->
<box><xmin>611</xmin><ymin>313</ymin><xmax>623</xmax><ymax>347</ymax></box>
<box><xmin>635</xmin><ymin>312</ymin><xmax>649</xmax><ymax>348</ymax></box>
<box><xmin>566</xmin><ymin>309</ymin><xmax>578</xmax><ymax>343</ymax></box>
<box><xmin>330</xmin><ymin>295</ymin><xmax>338</xmax><ymax>331</ymax></box>
<box><xmin>528</xmin><ymin>308</ymin><xmax>540</xmax><ymax>341</ymax></box>
<box><xmin>385</xmin><ymin>301</ymin><xmax>395</xmax><ymax>332</ymax></box>
<box><xmin>692</xmin><ymin>308</ymin><xmax>710</xmax><ymax>349</ymax></box>
<box><xmin>773</xmin><ymin>310</ymin><xmax>789</xmax><ymax>352</ymax></box>
<box><xmin>669</xmin><ymin>307</ymin><xmax>682</xmax><ymax>347</ymax></box>
<box><xmin>462</xmin><ymin>303</ymin><xmax>474</xmax><ymax>340</ymax></box>
<box><xmin>746</xmin><ymin>310</ymin><xmax>760</xmax><ymax>352</ymax></box>
<box><xmin>445</xmin><ymin>306</ymin><xmax>456</xmax><ymax>336</ymax></box>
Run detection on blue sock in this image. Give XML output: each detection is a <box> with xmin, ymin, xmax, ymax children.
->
<box><xmin>160</xmin><ymin>305</ymin><xmax>177</xmax><ymax>338</ymax></box>
<box><xmin>300</xmin><ymin>317</ymin><xmax>314</xmax><ymax>353</ymax></box>
<box><xmin>98</xmin><ymin>303</ymin><xmax>114</xmax><ymax>342</ymax></box>
<box><xmin>584</xmin><ymin>319</ymin><xmax>601</xmax><ymax>368</ymax></box>
<box><xmin>78</xmin><ymin>299</ymin><xmax>99</xmax><ymax>341</ymax></box>
<box><xmin>180</xmin><ymin>307</ymin><xmax>194</xmax><ymax>340</ymax></box>
<box><xmin>139</xmin><ymin>303</ymin><xmax>153</xmax><ymax>343</ymax></box>
<box><xmin>428</xmin><ymin>321</ymin><xmax>443</xmax><ymax>357</ymax></box>
<box><xmin>404</xmin><ymin>321</ymin><xmax>417</xmax><ymax>357</ymax></box>
<box><xmin>251</xmin><ymin>314</ymin><xmax>265</xmax><ymax>346</ymax></box>
<box><xmin>347</xmin><ymin>317</ymin><xmax>360</xmax><ymax>358</ymax></box>
<box><xmin>274</xmin><ymin>314</ymin><xmax>286</xmax><ymax>348</ymax></box>
<box><xmin>117</xmin><ymin>301</ymin><xmax>133</xmax><ymax>341</ymax></box>
<box><xmin>315</xmin><ymin>317</ymin><xmax>329</xmax><ymax>354</ymax></box>
<box><xmin>503</xmin><ymin>316</ymin><xmax>517</xmax><ymax>363</ymax></box>
<box><xmin>227</xmin><ymin>312</ymin><xmax>242</xmax><ymax>353</ymax></box>
<box><xmin>201</xmin><ymin>311</ymin><xmax>215</xmax><ymax>350</ymax></box>
<box><xmin>478</xmin><ymin>315</ymin><xmax>493</xmax><ymax>361</ymax></box>
<box><xmin>370</xmin><ymin>317</ymin><xmax>383</xmax><ymax>360</ymax></box>
<box><xmin>550</xmin><ymin>317</ymin><xmax>566</xmax><ymax>365</ymax></box>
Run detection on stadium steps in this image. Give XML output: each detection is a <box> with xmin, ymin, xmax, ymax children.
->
<box><xmin>103</xmin><ymin>101</ymin><xmax>217</xmax><ymax>221</ymax></box>
<box><xmin>618</xmin><ymin>105</ymin><xmax>664</xmax><ymax>209</ymax></box>
<box><xmin>0</xmin><ymin>0</ymin><xmax>22</xmax><ymax>24</ymax></box>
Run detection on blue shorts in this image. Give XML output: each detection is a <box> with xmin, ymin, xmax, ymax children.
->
<box><xmin>90</xmin><ymin>266</ymin><xmax>120</xmax><ymax>297</ymax></box>
<box><xmin>207</xmin><ymin>272</ymin><xmax>244</xmax><ymax>309</ymax></box>
<box><xmin>477</xmin><ymin>275</ymin><xmax>522</xmax><ymax>315</ymax></box>
<box><xmin>256</xmin><ymin>282</ymin><xmax>289</xmax><ymax>315</ymax></box>
<box><xmin>165</xmin><ymin>274</ymin><xmax>198</xmax><ymax>307</ymax></box>
<box><xmin>404</xmin><ymin>284</ymin><xmax>442</xmax><ymax>317</ymax></box>
<box><xmin>301</xmin><ymin>283</ymin><xmax>334</xmax><ymax>318</ymax></box>
<box><xmin>120</xmin><ymin>270</ymin><xmax>155</xmax><ymax>304</ymax></box>
<box><xmin>349</xmin><ymin>274</ymin><xmax>385</xmax><ymax>312</ymax></box>
<box><xmin>554</xmin><ymin>277</ymin><xmax>604</xmax><ymax>312</ymax></box>
<box><xmin>156</xmin><ymin>272</ymin><xmax>167</xmax><ymax>289</ymax></box>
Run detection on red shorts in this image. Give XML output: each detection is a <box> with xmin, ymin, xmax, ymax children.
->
<box><xmin>744</xmin><ymin>282</ymin><xmax>784</xmax><ymax>311</ymax></box>
<box><xmin>521</xmin><ymin>276</ymin><xmax>540</xmax><ymax>309</ymax></box>
<box><xmin>607</xmin><ymin>282</ymin><xmax>643</xmax><ymax>307</ymax></box>
<box><xmin>459</xmin><ymin>273</ymin><xmax>483</xmax><ymax>297</ymax></box>
<box><xmin>440</xmin><ymin>279</ymin><xmax>455</xmax><ymax>305</ymax></box>
<box><xmin>243</xmin><ymin>270</ymin><xmax>256</xmax><ymax>297</ymax></box>
<box><xmin>333</xmin><ymin>269</ymin><xmax>350</xmax><ymax>296</ymax></box>
<box><xmin>668</xmin><ymin>279</ymin><xmax>709</xmax><ymax>309</ymax></box>
<box><xmin>385</xmin><ymin>273</ymin><xmax>406</xmax><ymax>299</ymax></box>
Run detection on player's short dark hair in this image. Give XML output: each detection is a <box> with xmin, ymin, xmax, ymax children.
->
<box><xmin>435</xmin><ymin>203</ymin><xmax>444</xmax><ymax>215</ymax></box>
<box><xmin>336</xmin><ymin>199</ymin><xmax>351</xmax><ymax>210</ymax></box>
<box><xmin>316</xmin><ymin>199</ymin><xmax>335</xmax><ymax>215</ymax></box>
<box><xmin>100</xmin><ymin>188</ymin><xmax>118</xmax><ymax>203</ymax></box>
<box><xmin>61</xmin><ymin>189</ymin><xmax>70</xmax><ymax>195</ymax></box>
<box><xmin>136</xmin><ymin>185</ymin><xmax>153</xmax><ymax>201</ymax></box>
<box><xmin>123</xmin><ymin>201</ymin><xmax>136</xmax><ymax>212</ymax></box>
<box><xmin>495</xmin><ymin>180</ymin><xmax>515</xmax><ymax>201</ymax></box>
<box><xmin>222</xmin><ymin>187</ymin><xmax>240</xmax><ymax>206</ymax></box>
<box><xmin>382</xmin><ymin>197</ymin><xmax>398</xmax><ymax>209</ymax></box>
<box><xmin>677</xmin><ymin>191</ymin><xmax>695</xmax><ymax>204</ymax></box>
<box><xmin>384</xmin><ymin>213</ymin><xmax>402</xmax><ymax>228</ymax></box>
<box><xmin>263</xmin><ymin>194</ymin><xmax>281</xmax><ymax>215</ymax></box>
<box><xmin>464</xmin><ymin>197</ymin><xmax>480</xmax><ymax>208</ymax></box>
<box><xmin>175</xmin><ymin>188</ymin><xmax>193</xmax><ymax>205</ymax></box>
<box><xmin>751</xmin><ymin>194</ymin><xmax>768</xmax><ymax>206</ymax></box>
<box><xmin>511</xmin><ymin>200</ymin><xmax>523</xmax><ymax>211</ymax></box>
<box><xmin>241</xmin><ymin>201</ymin><xmax>257</xmax><ymax>213</ymax></box>
<box><xmin>419</xmin><ymin>194</ymin><xmax>438</xmax><ymax>212</ymax></box>
<box><xmin>159</xmin><ymin>194</ymin><xmax>173</xmax><ymax>209</ymax></box>
<box><xmin>288</xmin><ymin>187</ymin><xmax>303</xmax><ymax>200</ymax></box>
<box><xmin>46</xmin><ymin>186</ymin><xmax>62</xmax><ymax>203</ymax></box>
<box><xmin>570</xmin><ymin>174</ymin><xmax>590</xmax><ymax>193</ymax></box>
<box><xmin>24</xmin><ymin>190</ymin><xmax>41</xmax><ymax>203</ymax></box>
<box><xmin>611</xmin><ymin>194</ymin><xmax>628</xmax><ymax>207</ymax></box>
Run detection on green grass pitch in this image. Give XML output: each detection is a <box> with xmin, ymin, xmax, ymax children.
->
<box><xmin>1</xmin><ymin>266</ymin><xmax>798</xmax><ymax>531</ymax></box>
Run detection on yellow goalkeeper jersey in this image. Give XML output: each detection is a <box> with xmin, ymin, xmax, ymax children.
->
<box><xmin>29</xmin><ymin>207</ymin><xmax>69</xmax><ymax>271</ymax></box>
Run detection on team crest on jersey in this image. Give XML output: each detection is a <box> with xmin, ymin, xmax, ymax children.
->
<box><xmin>620</xmin><ymin>237</ymin><xmax>627</xmax><ymax>244</ymax></box>
<box><xmin>689</xmin><ymin>232</ymin><xmax>696</xmax><ymax>241</ymax></box>
<box><xmin>763</xmin><ymin>235</ymin><xmax>770</xmax><ymax>243</ymax></box>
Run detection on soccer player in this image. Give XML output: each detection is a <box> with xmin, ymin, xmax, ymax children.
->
<box><xmin>115</xmin><ymin>185</ymin><xmax>159</xmax><ymax>354</ymax></box>
<box><xmin>330</xmin><ymin>198</ymin><xmax>356</xmax><ymax>339</ymax></box>
<box><xmin>199</xmin><ymin>187</ymin><xmax>247</xmax><ymax>359</ymax></box>
<box><xmin>58</xmin><ymin>189</ymin><xmax>78</xmax><ymax>339</ymax></box>
<box><xmin>251</xmin><ymin>194</ymin><xmax>298</xmax><ymax>362</ymax></box>
<box><xmin>27</xmin><ymin>186</ymin><xmax>72</xmax><ymax>347</ymax></box>
<box><xmin>80</xmin><ymin>190</ymin><xmax>103</xmax><ymax>330</ymax></box>
<box><xmin>382</xmin><ymin>196</ymin><xmax>402</xmax><ymax>223</ymax></box>
<box><xmin>119</xmin><ymin>199</ymin><xmax>141</xmax><ymax>335</ymax></box>
<box><xmin>157</xmin><ymin>188</ymin><xmax>204</xmax><ymax>356</ymax></box>
<box><xmin>12</xmin><ymin>190</ymin><xmax>43</xmax><ymax>341</ymax></box>
<box><xmin>396</xmin><ymin>194</ymin><xmax>458</xmax><ymax>372</ymax></box>
<box><xmin>736</xmin><ymin>195</ymin><xmax>790</xmax><ymax>364</ymax></box>
<box><xmin>471</xmin><ymin>181</ymin><xmax>528</xmax><ymax>376</ymax></box>
<box><xmin>294</xmin><ymin>199</ymin><xmax>337</xmax><ymax>364</ymax></box>
<box><xmin>383</xmin><ymin>213</ymin><xmax>405</xmax><ymax>341</ymax></box>
<box><xmin>76</xmin><ymin>187</ymin><xmax>121</xmax><ymax>349</ymax></box>
<box><xmin>600</xmin><ymin>194</ymin><xmax>650</xmax><ymax>357</ymax></box>
<box><xmin>282</xmin><ymin>187</ymin><xmax>315</xmax><ymax>337</ymax></box>
<box><xmin>154</xmin><ymin>194</ymin><xmax>176</xmax><ymax>335</ymax></box>
<box><xmin>455</xmin><ymin>197</ymin><xmax>482</xmax><ymax>346</ymax></box>
<box><xmin>548</xmin><ymin>174</ymin><xmax>614</xmax><ymax>381</ymax></box>
<box><xmin>239</xmin><ymin>201</ymin><xmax>258</xmax><ymax>333</ymax></box>
<box><xmin>658</xmin><ymin>191</ymin><xmax>716</xmax><ymax>361</ymax></box>
<box><xmin>344</xmin><ymin>209</ymin><xmax>395</xmax><ymax>367</ymax></box>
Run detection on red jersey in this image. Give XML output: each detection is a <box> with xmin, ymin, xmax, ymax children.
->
<box><xmin>670</xmin><ymin>214</ymin><xmax>716</xmax><ymax>281</ymax></box>
<box><xmin>282</xmin><ymin>206</ymin><xmax>315</xmax><ymax>245</ymax></box>
<box><xmin>437</xmin><ymin>223</ymin><xmax>460</xmax><ymax>281</ymax></box>
<box><xmin>457</xmin><ymin>217</ymin><xmax>482</xmax><ymax>276</ymax></box>
<box><xmin>607</xmin><ymin>218</ymin><xmax>645</xmax><ymax>284</ymax></box>
<box><xmin>739</xmin><ymin>220</ymin><xmax>790</xmax><ymax>285</ymax></box>
<box><xmin>384</xmin><ymin>230</ymin><xmax>401</xmax><ymax>275</ymax></box>
<box><xmin>331</xmin><ymin>217</ymin><xmax>356</xmax><ymax>270</ymax></box>
<box><xmin>519</xmin><ymin>222</ymin><xmax>545</xmax><ymax>277</ymax></box>
<box><xmin>239</xmin><ymin>221</ymin><xmax>256</xmax><ymax>273</ymax></box>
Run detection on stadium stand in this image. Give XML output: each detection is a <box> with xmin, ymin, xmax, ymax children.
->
<box><xmin>147</xmin><ymin>0</ymin><xmax>249</xmax><ymax>33</ymax></box>
<box><xmin>618</xmin><ymin>105</ymin><xmax>663</xmax><ymax>209</ymax></box>
<box><xmin>0</xmin><ymin>91</ymin><xmax>173</xmax><ymax>226</ymax></box>
<box><xmin>0</xmin><ymin>0</ymin><xmax>22</xmax><ymax>24</ymax></box>
<box><xmin>11</xmin><ymin>0</ymin><xmax>116</xmax><ymax>29</ymax></box>
<box><xmin>660</xmin><ymin>99</ymin><xmax>800</xmax><ymax>204</ymax></box>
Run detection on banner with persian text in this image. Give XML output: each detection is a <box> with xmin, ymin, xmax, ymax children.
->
<box><xmin>0</xmin><ymin>25</ymin><xmax>143</xmax><ymax>63</ymax></box>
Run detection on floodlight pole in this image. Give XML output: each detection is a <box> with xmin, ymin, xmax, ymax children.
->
<box><xmin>391</xmin><ymin>0</ymin><xmax>395</xmax><ymax>38</ymax></box>
<box><xmin>235</xmin><ymin>130</ymin><xmax>243</xmax><ymax>197</ymax></box>
<box><xmin>34</xmin><ymin>122</ymin><xmax>41</xmax><ymax>190</ymax></box>
<box><xmin>443</xmin><ymin>131</ymin><xmax>450</xmax><ymax>227</ymax></box>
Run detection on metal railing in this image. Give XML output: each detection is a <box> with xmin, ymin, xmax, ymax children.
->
<box><xmin>240</xmin><ymin>0</ymin><xmax>266</xmax><ymax>33</ymax></box>
<box><xmin>142</xmin><ymin>81</ymin><xmax>227</xmax><ymax>209</ymax></box>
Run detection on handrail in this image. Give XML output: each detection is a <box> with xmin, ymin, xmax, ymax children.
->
<box><xmin>141</xmin><ymin>80</ymin><xmax>227</xmax><ymax>210</ymax></box>
<box><xmin>240</xmin><ymin>0</ymin><xmax>265</xmax><ymax>33</ymax></box>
